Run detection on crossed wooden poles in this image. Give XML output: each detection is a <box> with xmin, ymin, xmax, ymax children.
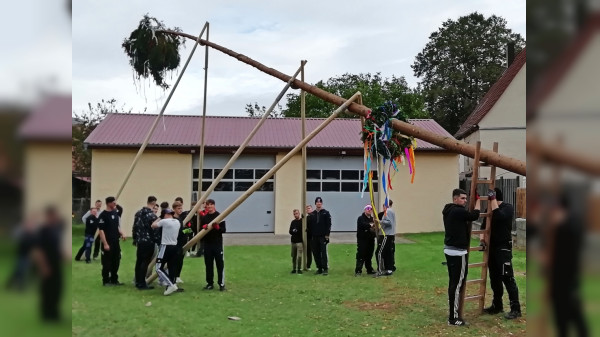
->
<box><xmin>114</xmin><ymin>24</ymin><xmax>528</xmax><ymax>284</ymax></box>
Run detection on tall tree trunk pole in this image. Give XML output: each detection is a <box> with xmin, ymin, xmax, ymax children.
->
<box><xmin>147</xmin><ymin>92</ymin><xmax>362</xmax><ymax>283</ymax></box>
<box><xmin>300</xmin><ymin>60</ymin><xmax>308</xmax><ymax>271</ymax></box>
<box><xmin>161</xmin><ymin>30</ymin><xmax>526</xmax><ymax>176</ymax></box>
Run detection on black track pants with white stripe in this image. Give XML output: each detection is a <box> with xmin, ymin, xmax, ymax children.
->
<box><xmin>445</xmin><ymin>254</ymin><xmax>468</xmax><ymax>321</ymax></box>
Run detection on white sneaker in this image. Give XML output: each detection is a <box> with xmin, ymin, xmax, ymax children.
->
<box><xmin>176</xmin><ymin>277</ymin><xmax>184</xmax><ymax>284</ymax></box>
<box><xmin>164</xmin><ymin>284</ymin><xmax>178</xmax><ymax>296</ymax></box>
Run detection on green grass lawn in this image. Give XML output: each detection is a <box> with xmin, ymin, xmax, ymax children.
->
<box><xmin>72</xmin><ymin>226</ymin><xmax>526</xmax><ymax>337</ymax></box>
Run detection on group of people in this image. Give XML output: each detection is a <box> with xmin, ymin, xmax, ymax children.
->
<box><xmin>288</xmin><ymin>197</ymin><xmax>397</xmax><ymax>277</ymax></box>
<box><xmin>442</xmin><ymin>187</ymin><xmax>521</xmax><ymax>326</ymax></box>
<box><xmin>288</xmin><ymin>197</ymin><xmax>332</xmax><ymax>275</ymax></box>
<box><xmin>75</xmin><ymin>195</ymin><xmax>227</xmax><ymax>296</ymax></box>
<box><xmin>76</xmin><ymin>187</ymin><xmax>522</xmax><ymax>323</ymax></box>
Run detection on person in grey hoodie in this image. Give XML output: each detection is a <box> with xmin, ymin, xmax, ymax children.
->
<box><xmin>376</xmin><ymin>200</ymin><xmax>396</xmax><ymax>275</ymax></box>
<box><xmin>442</xmin><ymin>188</ymin><xmax>480</xmax><ymax>326</ymax></box>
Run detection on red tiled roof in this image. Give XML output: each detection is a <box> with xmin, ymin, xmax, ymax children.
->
<box><xmin>19</xmin><ymin>95</ymin><xmax>72</xmax><ymax>141</ymax></box>
<box><xmin>85</xmin><ymin>114</ymin><xmax>452</xmax><ymax>151</ymax></box>
<box><xmin>454</xmin><ymin>48</ymin><xmax>526</xmax><ymax>139</ymax></box>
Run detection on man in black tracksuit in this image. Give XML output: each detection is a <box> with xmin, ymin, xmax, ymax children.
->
<box><xmin>289</xmin><ymin>209</ymin><xmax>304</xmax><ymax>274</ymax></box>
<box><xmin>481</xmin><ymin>188</ymin><xmax>522</xmax><ymax>319</ymax></box>
<box><xmin>132</xmin><ymin>196</ymin><xmax>158</xmax><ymax>290</ymax></box>
<box><xmin>309</xmin><ymin>197</ymin><xmax>332</xmax><ymax>275</ymax></box>
<box><xmin>355</xmin><ymin>205</ymin><xmax>376</xmax><ymax>276</ymax></box>
<box><xmin>442</xmin><ymin>188</ymin><xmax>480</xmax><ymax>326</ymax></box>
<box><xmin>98</xmin><ymin>196</ymin><xmax>125</xmax><ymax>286</ymax></box>
<box><xmin>200</xmin><ymin>199</ymin><xmax>227</xmax><ymax>291</ymax></box>
<box><xmin>305</xmin><ymin>205</ymin><xmax>314</xmax><ymax>270</ymax></box>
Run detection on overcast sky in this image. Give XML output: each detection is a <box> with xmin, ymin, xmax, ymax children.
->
<box><xmin>72</xmin><ymin>0</ymin><xmax>525</xmax><ymax>117</ymax></box>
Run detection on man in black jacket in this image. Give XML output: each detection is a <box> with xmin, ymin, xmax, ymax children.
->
<box><xmin>355</xmin><ymin>205</ymin><xmax>376</xmax><ymax>276</ymax></box>
<box><xmin>442</xmin><ymin>188</ymin><xmax>480</xmax><ymax>326</ymax></box>
<box><xmin>309</xmin><ymin>197</ymin><xmax>332</xmax><ymax>275</ymax></box>
<box><xmin>132</xmin><ymin>196</ymin><xmax>157</xmax><ymax>290</ymax></box>
<box><xmin>98</xmin><ymin>196</ymin><xmax>125</xmax><ymax>286</ymax></box>
<box><xmin>200</xmin><ymin>199</ymin><xmax>227</xmax><ymax>291</ymax></box>
<box><xmin>289</xmin><ymin>209</ymin><xmax>303</xmax><ymax>274</ymax></box>
<box><xmin>481</xmin><ymin>188</ymin><xmax>522</xmax><ymax>319</ymax></box>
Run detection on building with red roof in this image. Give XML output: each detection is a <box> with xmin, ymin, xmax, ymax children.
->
<box><xmin>86</xmin><ymin>114</ymin><xmax>458</xmax><ymax>234</ymax></box>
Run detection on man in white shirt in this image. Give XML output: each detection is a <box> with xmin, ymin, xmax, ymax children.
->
<box><xmin>151</xmin><ymin>208</ymin><xmax>181</xmax><ymax>296</ymax></box>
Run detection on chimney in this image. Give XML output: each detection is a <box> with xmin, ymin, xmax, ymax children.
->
<box><xmin>507</xmin><ymin>41</ymin><xmax>515</xmax><ymax>67</ymax></box>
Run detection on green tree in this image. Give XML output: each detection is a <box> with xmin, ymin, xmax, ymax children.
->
<box><xmin>246</xmin><ymin>73</ymin><xmax>428</xmax><ymax>119</ymax></box>
<box><xmin>412</xmin><ymin>12</ymin><xmax>525</xmax><ymax>135</ymax></box>
<box><xmin>72</xmin><ymin>99</ymin><xmax>136</xmax><ymax>177</ymax></box>
<box><xmin>244</xmin><ymin>102</ymin><xmax>283</xmax><ymax>118</ymax></box>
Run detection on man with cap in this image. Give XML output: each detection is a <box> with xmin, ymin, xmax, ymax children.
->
<box><xmin>308</xmin><ymin>197</ymin><xmax>332</xmax><ymax>275</ymax></box>
<box><xmin>97</xmin><ymin>196</ymin><xmax>125</xmax><ymax>286</ymax></box>
<box><xmin>355</xmin><ymin>204</ymin><xmax>376</xmax><ymax>276</ymax></box>
<box><xmin>151</xmin><ymin>208</ymin><xmax>181</xmax><ymax>295</ymax></box>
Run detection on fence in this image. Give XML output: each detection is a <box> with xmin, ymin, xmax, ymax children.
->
<box><xmin>460</xmin><ymin>176</ymin><xmax>521</xmax><ymax>230</ymax></box>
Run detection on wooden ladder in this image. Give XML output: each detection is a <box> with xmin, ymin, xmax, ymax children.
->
<box><xmin>459</xmin><ymin>141</ymin><xmax>498</xmax><ymax>316</ymax></box>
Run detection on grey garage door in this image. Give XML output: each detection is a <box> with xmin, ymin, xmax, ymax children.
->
<box><xmin>307</xmin><ymin>156</ymin><xmax>379</xmax><ymax>232</ymax></box>
<box><xmin>193</xmin><ymin>155</ymin><xmax>275</xmax><ymax>233</ymax></box>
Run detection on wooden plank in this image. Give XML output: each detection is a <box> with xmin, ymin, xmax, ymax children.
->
<box><xmin>477</xmin><ymin>179</ymin><xmax>492</xmax><ymax>184</ymax></box>
<box><xmin>516</xmin><ymin>187</ymin><xmax>526</xmax><ymax>218</ymax></box>
<box><xmin>468</xmin><ymin>262</ymin><xmax>486</xmax><ymax>268</ymax></box>
<box><xmin>471</xmin><ymin>230</ymin><xmax>486</xmax><ymax>235</ymax></box>
<box><xmin>466</xmin><ymin>279</ymin><xmax>485</xmax><ymax>285</ymax></box>
<box><xmin>464</xmin><ymin>295</ymin><xmax>483</xmax><ymax>301</ymax></box>
<box><xmin>469</xmin><ymin>246</ymin><xmax>484</xmax><ymax>252</ymax></box>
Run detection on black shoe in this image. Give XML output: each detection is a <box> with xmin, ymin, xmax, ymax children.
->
<box><xmin>111</xmin><ymin>282</ymin><xmax>124</xmax><ymax>286</ymax></box>
<box><xmin>448</xmin><ymin>318</ymin><xmax>468</xmax><ymax>326</ymax></box>
<box><xmin>203</xmin><ymin>284</ymin><xmax>214</xmax><ymax>290</ymax></box>
<box><xmin>316</xmin><ymin>269</ymin><xmax>323</xmax><ymax>275</ymax></box>
<box><xmin>137</xmin><ymin>285</ymin><xmax>154</xmax><ymax>290</ymax></box>
<box><xmin>103</xmin><ymin>283</ymin><xmax>114</xmax><ymax>287</ymax></box>
<box><xmin>483</xmin><ymin>303</ymin><xmax>503</xmax><ymax>315</ymax></box>
<box><xmin>297</xmin><ymin>270</ymin><xmax>303</xmax><ymax>274</ymax></box>
<box><xmin>85</xmin><ymin>260</ymin><xmax>91</xmax><ymax>264</ymax></box>
<box><xmin>366</xmin><ymin>270</ymin><xmax>376</xmax><ymax>275</ymax></box>
<box><xmin>176</xmin><ymin>288</ymin><xmax>185</xmax><ymax>293</ymax></box>
<box><xmin>322</xmin><ymin>269</ymin><xmax>328</xmax><ymax>276</ymax></box>
<box><xmin>291</xmin><ymin>270</ymin><xmax>297</xmax><ymax>274</ymax></box>
<box><xmin>504</xmin><ymin>310</ymin><xmax>522</xmax><ymax>320</ymax></box>
<box><xmin>219</xmin><ymin>285</ymin><xmax>226</xmax><ymax>291</ymax></box>
<box><xmin>355</xmin><ymin>272</ymin><xmax>362</xmax><ymax>277</ymax></box>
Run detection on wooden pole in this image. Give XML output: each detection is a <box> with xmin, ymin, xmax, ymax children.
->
<box><xmin>300</xmin><ymin>60</ymin><xmax>308</xmax><ymax>271</ymax></box>
<box><xmin>115</xmin><ymin>26</ymin><xmax>208</xmax><ymax>200</ymax></box>
<box><xmin>178</xmin><ymin>63</ymin><xmax>306</xmax><ymax>229</ymax></box>
<box><xmin>160</xmin><ymin>29</ymin><xmax>525</xmax><ymax>176</ymax></box>
<box><xmin>147</xmin><ymin>91</ymin><xmax>361</xmax><ymax>283</ymax></box>
<box><xmin>197</xmin><ymin>22</ymin><xmax>210</xmax><ymax>205</ymax></box>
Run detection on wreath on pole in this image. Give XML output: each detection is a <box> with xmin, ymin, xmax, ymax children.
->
<box><xmin>122</xmin><ymin>15</ymin><xmax>184</xmax><ymax>89</ymax></box>
<box><xmin>361</xmin><ymin>100</ymin><xmax>417</xmax><ymax>217</ymax></box>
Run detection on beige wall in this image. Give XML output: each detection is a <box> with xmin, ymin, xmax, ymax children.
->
<box><xmin>24</xmin><ymin>142</ymin><xmax>72</xmax><ymax>254</ymax></box>
<box><xmin>91</xmin><ymin>149</ymin><xmax>192</xmax><ymax>235</ymax></box>
<box><xmin>540</xmin><ymin>33</ymin><xmax>600</xmax><ymax>115</ymax></box>
<box><xmin>479</xmin><ymin>64</ymin><xmax>526</xmax><ymax>129</ymax></box>
<box><xmin>461</xmin><ymin>64</ymin><xmax>526</xmax><ymax>181</ymax></box>
<box><xmin>274</xmin><ymin>153</ymin><xmax>303</xmax><ymax>234</ymax></box>
<box><xmin>273</xmin><ymin>151</ymin><xmax>458</xmax><ymax>234</ymax></box>
<box><xmin>388</xmin><ymin>152</ymin><xmax>459</xmax><ymax>233</ymax></box>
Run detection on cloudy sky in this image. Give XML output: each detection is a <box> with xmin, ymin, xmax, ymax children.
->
<box><xmin>72</xmin><ymin>0</ymin><xmax>525</xmax><ymax>117</ymax></box>
<box><xmin>0</xmin><ymin>0</ymin><xmax>71</xmax><ymax>105</ymax></box>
